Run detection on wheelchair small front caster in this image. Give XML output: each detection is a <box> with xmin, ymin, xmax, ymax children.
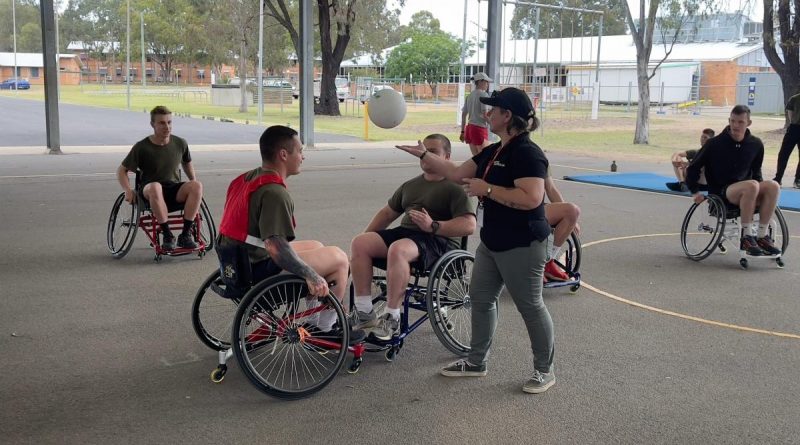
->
<box><xmin>718</xmin><ymin>243</ymin><xmax>727</xmax><ymax>254</ymax></box>
<box><xmin>347</xmin><ymin>357</ymin><xmax>362</xmax><ymax>374</ymax></box>
<box><xmin>385</xmin><ymin>347</ymin><xmax>396</xmax><ymax>362</ymax></box>
<box><xmin>739</xmin><ymin>258</ymin><xmax>748</xmax><ymax>269</ymax></box>
<box><xmin>154</xmin><ymin>254</ymin><xmax>162</xmax><ymax>263</ymax></box>
<box><xmin>776</xmin><ymin>257</ymin><xmax>785</xmax><ymax>268</ymax></box>
<box><xmin>570</xmin><ymin>283</ymin><xmax>581</xmax><ymax>293</ymax></box>
<box><xmin>210</xmin><ymin>365</ymin><xmax>227</xmax><ymax>383</ymax></box>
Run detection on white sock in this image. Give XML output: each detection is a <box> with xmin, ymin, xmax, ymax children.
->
<box><xmin>354</xmin><ymin>295</ymin><xmax>373</xmax><ymax>313</ymax></box>
<box><xmin>757</xmin><ymin>224</ymin><xmax>769</xmax><ymax>238</ymax></box>
<box><xmin>316</xmin><ymin>309</ymin><xmax>337</xmax><ymax>332</ymax></box>
<box><xmin>385</xmin><ymin>307</ymin><xmax>401</xmax><ymax>321</ymax></box>
<box><xmin>550</xmin><ymin>244</ymin><xmax>564</xmax><ymax>262</ymax></box>
<box><xmin>750</xmin><ymin>222</ymin><xmax>758</xmax><ymax>237</ymax></box>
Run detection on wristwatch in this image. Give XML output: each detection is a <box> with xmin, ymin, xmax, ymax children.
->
<box><xmin>430</xmin><ymin>221</ymin><xmax>441</xmax><ymax>235</ymax></box>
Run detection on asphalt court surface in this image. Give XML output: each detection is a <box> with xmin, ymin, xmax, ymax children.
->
<box><xmin>0</xmin><ymin>96</ymin><xmax>360</xmax><ymax>146</ymax></box>
<box><xmin>1</xmin><ymin>146</ymin><xmax>799</xmax><ymax>444</ymax></box>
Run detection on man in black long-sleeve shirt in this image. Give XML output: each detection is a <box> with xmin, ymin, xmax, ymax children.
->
<box><xmin>686</xmin><ymin>105</ymin><xmax>782</xmax><ymax>256</ymax></box>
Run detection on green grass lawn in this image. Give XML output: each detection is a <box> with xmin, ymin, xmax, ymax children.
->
<box><xmin>2</xmin><ymin>84</ymin><xmax>786</xmax><ymax>169</ymax></box>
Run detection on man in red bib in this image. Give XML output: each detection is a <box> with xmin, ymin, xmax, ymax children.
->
<box><xmin>216</xmin><ymin>125</ymin><xmax>363</xmax><ymax>341</ymax></box>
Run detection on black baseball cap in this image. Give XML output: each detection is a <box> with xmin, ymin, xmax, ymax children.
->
<box><xmin>479</xmin><ymin>87</ymin><xmax>536</xmax><ymax>120</ymax></box>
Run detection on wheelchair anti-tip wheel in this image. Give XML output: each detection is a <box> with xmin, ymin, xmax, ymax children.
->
<box><xmin>107</xmin><ymin>193</ymin><xmax>140</xmax><ymax>258</ymax></box>
<box><xmin>232</xmin><ymin>275</ymin><xmax>349</xmax><ymax>400</ymax></box>
<box><xmin>426</xmin><ymin>250</ymin><xmax>474</xmax><ymax>357</ymax></box>
<box><xmin>192</xmin><ymin>269</ymin><xmax>239</xmax><ymax>351</ymax></box>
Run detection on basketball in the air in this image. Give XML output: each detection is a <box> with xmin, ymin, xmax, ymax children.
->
<box><xmin>368</xmin><ymin>88</ymin><xmax>407</xmax><ymax>129</ymax></box>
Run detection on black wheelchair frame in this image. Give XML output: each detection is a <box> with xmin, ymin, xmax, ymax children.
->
<box><xmin>680</xmin><ymin>194</ymin><xmax>789</xmax><ymax>269</ymax></box>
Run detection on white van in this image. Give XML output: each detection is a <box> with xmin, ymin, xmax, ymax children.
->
<box><xmin>313</xmin><ymin>76</ymin><xmax>350</xmax><ymax>102</ymax></box>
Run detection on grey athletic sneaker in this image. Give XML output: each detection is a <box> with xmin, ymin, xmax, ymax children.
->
<box><xmin>440</xmin><ymin>359</ymin><xmax>487</xmax><ymax>377</ymax></box>
<box><xmin>522</xmin><ymin>369</ymin><xmax>555</xmax><ymax>394</ymax></box>
<box><xmin>348</xmin><ymin>309</ymin><xmax>379</xmax><ymax>330</ymax></box>
<box><xmin>372</xmin><ymin>313</ymin><xmax>400</xmax><ymax>341</ymax></box>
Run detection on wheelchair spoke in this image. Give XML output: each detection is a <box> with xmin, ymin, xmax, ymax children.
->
<box><xmin>233</xmin><ymin>276</ymin><xmax>349</xmax><ymax>399</ymax></box>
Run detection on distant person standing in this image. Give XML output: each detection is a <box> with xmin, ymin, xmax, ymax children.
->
<box><xmin>774</xmin><ymin>91</ymin><xmax>800</xmax><ymax>189</ymax></box>
<box><xmin>460</xmin><ymin>73</ymin><xmax>492</xmax><ymax>156</ymax></box>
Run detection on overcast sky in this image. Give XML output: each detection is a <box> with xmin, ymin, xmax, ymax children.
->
<box><xmin>394</xmin><ymin>0</ymin><xmax>764</xmax><ymax>41</ymax></box>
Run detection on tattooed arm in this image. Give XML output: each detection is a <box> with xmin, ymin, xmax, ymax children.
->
<box><xmin>264</xmin><ymin>235</ymin><xmax>329</xmax><ymax>297</ymax></box>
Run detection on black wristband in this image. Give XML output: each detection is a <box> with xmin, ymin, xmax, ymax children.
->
<box><xmin>420</xmin><ymin>151</ymin><xmax>427</xmax><ymax>159</ymax></box>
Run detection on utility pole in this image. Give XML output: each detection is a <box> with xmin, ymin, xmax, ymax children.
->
<box><xmin>12</xmin><ymin>0</ymin><xmax>18</xmax><ymax>95</ymax></box>
<box><xmin>126</xmin><ymin>0</ymin><xmax>131</xmax><ymax>110</ymax></box>
<box><xmin>141</xmin><ymin>11</ymin><xmax>146</xmax><ymax>87</ymax></box>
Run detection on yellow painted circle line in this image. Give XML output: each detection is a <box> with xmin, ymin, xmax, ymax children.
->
<box><xmin>580</xmin><ymin>233</ymin><xmax>800</xmax><ymax>340</ymax></box>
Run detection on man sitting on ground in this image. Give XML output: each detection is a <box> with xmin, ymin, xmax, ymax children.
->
<box><xmin>686</xmin><ymin>105</ymin><xmax>781</xmax><ymax>257</ymax></box>
<box><xmin>666</xmin><ymin>128</ymin><xmax>715</xmax><ymax>192</ymax></box>
<box><xmin>216</xmin><ymin>125</ymin><xmax>364</xmax><ymax>341</ymax></box>
<box><xmin>350</xmin><ymin>134</ymin><xmax>476</xmax><ymax>340</ymax></box>
<box><xmin>117</xmin><ymin>105</ymin><xmax>203</xmax><ymax>250</ymax></box>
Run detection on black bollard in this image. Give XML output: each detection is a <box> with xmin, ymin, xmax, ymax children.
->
<box><xmin>610</xmin><ymin>161</ymin><xmax>617</xmax><ymax>172</ymax></box>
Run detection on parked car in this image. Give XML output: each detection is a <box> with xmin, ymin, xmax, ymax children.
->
<box><xmin>360</xmin><ymin>84</ymin><xmax>395</xmax><ymax>103</ymax></box>
<box><xmin>0</xmin><ymin>77</ymin><xmax>31</xmax><ymax>90</ymax></box>
<box><xmin>228</xmin><ymin>77</ymin><xmax>256</xmax><ymax>86</ymax></box>
<box><xmin>264</xmin><ymin>79</ymin><xmax>297</xmax><ymax>98</ymax></box>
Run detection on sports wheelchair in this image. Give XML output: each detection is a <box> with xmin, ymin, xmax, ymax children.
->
<box><xmin>192</xmin><ymin>265</ymin><xmax>365</xmax><ymax>400</ymax></box>
<box><xmin>351</xmin><ymin>237</ymin><xmax>475</xmax><ymax>363</ymax></box>
<box><xmin>543</xmin><ymin>231</ymin><xmax>582</xmax><ymax>292</ymax></box>
<box><xmin>190</xmin><ymin>239</ymin><xmax>475</xmax><ymax>400</ymax></box>
<box><xmin>107</xmin><ymin>171</ymin><xmax>216</xmax><ymax>261</ymax></box>
<box><xmin>680</xmin><ymin>194</ymin><xmax>789</xmax><ymax>269</ymax></box>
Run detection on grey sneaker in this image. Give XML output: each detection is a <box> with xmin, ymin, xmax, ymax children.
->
<box><xmin>348</xmin><ymin>309</ymin><xmax>379</xmax><ymax>330</ymax></box>
<box><xmin>522</xmin><ymin>369</ymin><xmax>555</xmax><ymax>394</ymax></box>
<box><xmin>440</xmin><ymin>359</ymin><xmax>487</xmax><ymax>377</ymax></box>
<box><xmin>371</xmin><ymin>313</ymin><xmax>400</xmax><ymax>341</ymax></box>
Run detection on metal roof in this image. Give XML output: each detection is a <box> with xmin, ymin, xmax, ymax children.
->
<box><xmin>0</xmin><ymin>52</ymin><xmax>76</xmax><ymax>67</ymax></box>
<box><xmin>341</xmin><ymin>35</ymin><xmax>765</xmax><ymax>68</ymax></box>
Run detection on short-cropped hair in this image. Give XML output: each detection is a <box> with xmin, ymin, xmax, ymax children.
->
<box><xmin>259</xmin><ymin>125</ymin><xmax>299</xmax><ymax>163</ymax></box>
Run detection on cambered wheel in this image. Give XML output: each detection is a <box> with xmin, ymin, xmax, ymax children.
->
<box><xmin>197</xmin><ymin>199</ymin><xmax>217</xmax><ymax>252</ymax></box>
<box><xmin>427</xmin><ymin>251</ymin><xmax>474</xmax><ymax>356</ymax></box>
<box><xmin>232</xmin><ymin>275</ymin><xmax>348</xmax><ymax>400</ymax></box>
<box><xmin>681</xmin><ymin>196</ymin><xmax>725</xmax><ymax>261</ymax></box>
<box><xmin>107</xmin><ymin>193</ymin><xmax>140</xmax><ymax>258</ymax></box>
<box><xmin>192</xmin><ymin>269</ymin><xmax>239</xmax><ymax>351</ymax></box>
<box><xmin>739</xmin><ymin>258</ymin><xmax>748</xmax><ymax>269</ymax></box>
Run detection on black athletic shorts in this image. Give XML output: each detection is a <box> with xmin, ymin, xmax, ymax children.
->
<box><xmin>375</xmin><ymin>226</ymin><xmax>450</xmax><ymax>271</ymax></box>
<box><xmin>139</xmin><ymin>181</ymin><xmax>186</xmax><ymax>212</ymax></box>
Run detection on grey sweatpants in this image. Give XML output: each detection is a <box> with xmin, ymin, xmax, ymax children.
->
<box><xmin>467</xmin><ymin>240</ymin><xmax>554</xmax><ymax>373</ymax></box>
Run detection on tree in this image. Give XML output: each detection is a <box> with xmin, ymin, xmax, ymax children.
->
<box><xmin>265</xmin><ymin>0</ymin><xmax>405</xmax><ymax>116</ymax></box>
<box><xmin>0</xmin><ymin>0</ymin><xmax>42</xmax><ymax>52</ymax></box>
<box><xmin>762</xmin><ymin>0</ymin><xmax>800</xmax><ymax>126</ymax></box>
<box><xmin>384</xmin><ymin>30</ymin><xmax>461</xmax><ymax>95</ymax></box>
<box><xmin>510</xmin><ymin>0</ymin><xmax>626</xmax><ymax>39</ymax></box>
<box><xmin>60</xmin><ymin>0</ymin><xmax>126</xmax><ymax>64</ymax></box>
<box><xmin>399</xmin><ymin>10</ymin><xmax>440</xmax><ymax>38</ymax></box>
<box><xmin>621</xmin><ymin>0</ymin><xmax>713</xmax><ymax>144</ymax></box>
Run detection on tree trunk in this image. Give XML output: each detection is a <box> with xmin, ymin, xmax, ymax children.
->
<box><xmin>634</xmin><ymin>54</ymin><xmax>650</xmax><ymax>144</ymax></box>
<box><xmin>316</xmin><ymin>58</ymin><xmax>341</xmax><ymax>115</ymax></box>
<box><xmin>239</xmin><ymin>36</ymin><xmax>248</xmax><ymax>113</ymax></box>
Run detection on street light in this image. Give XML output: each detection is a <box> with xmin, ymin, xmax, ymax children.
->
<box><xmin>12</xmin><ymin>0</ymin><xmax>18</xmax><ymax>94</ymax></box>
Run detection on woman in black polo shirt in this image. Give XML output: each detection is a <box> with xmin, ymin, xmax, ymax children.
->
<box><xmin>396</xmin><ymin>87</ymin><xmax>554</xmax><ymax>394</ymax></box>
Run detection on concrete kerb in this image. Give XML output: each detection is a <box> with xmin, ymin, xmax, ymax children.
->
<box><xmin>0</xmin><ymin>140</ymin><xmax>437</xmax><ymax>156</ymax></box>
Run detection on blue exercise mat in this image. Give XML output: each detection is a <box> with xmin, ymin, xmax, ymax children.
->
<box><xmin>563</xmin><ymin>172</ymin><xmax>800</xmax><ymax>212</ymax></box>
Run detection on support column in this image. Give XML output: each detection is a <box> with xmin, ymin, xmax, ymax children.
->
<box><xmin>39</xmin><ymin>0</ymin><xmax>61</xmax><ymax>154</ymax></box>
<box><xmin>485</xmin><ymin>0</ymin><xmax>502</xmax><ymax>84</ymax></box>
<box><xmin>299</xmin><ymin>0</ymin><xmax>314</xmax><ymax>148</ymax></box>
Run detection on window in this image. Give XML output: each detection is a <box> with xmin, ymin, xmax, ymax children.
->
<box><xmin>30</xmin><ymin>67</ymin><xmax>39</xmax><ymax>78</ymax></box>
<box><xmin>146</xmin><ymin>68</ymin><xmax>154</xmax><ymax>77</ymax></box>
<box><xmin>197</xmin><ymin>69</ymin><xmax>205</xmax><ymax>79</ymax></box>
<box><xmin>116</xmin><ymin>67</ymin><xmax>122</xmax><ymax>76</ymax></box>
